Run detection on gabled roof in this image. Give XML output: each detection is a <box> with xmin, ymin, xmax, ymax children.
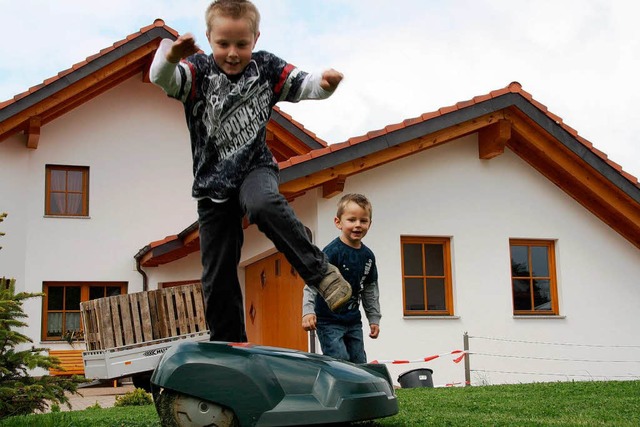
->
<box><xmin>0</xmin><ymin>19</ymin><xmax>326</xmax><ymax>156</ymax></box>
<box><xmin>137</xmin><ymin>82</ymin><xmax>640</xmax><ymax>266</ymax></box>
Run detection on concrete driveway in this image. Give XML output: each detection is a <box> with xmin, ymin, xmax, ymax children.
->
<box><xmin>63</xmin><ymin>382</ymin><xmax>137</xmax><ymax>411</ymax></box>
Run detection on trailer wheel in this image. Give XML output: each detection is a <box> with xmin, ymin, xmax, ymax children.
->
<box><xmin>155</xmin><ymin>388</ymin><xmax>238</xmax><ymax>427</ymax></box>
<box><xmin>132</xmin><ymin>371</ymin><xmax>153</xmax><ymax>392</ymax></box>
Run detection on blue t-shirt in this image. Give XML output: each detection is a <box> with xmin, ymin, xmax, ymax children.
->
<box><xmin>315</xmin><ymin>237</ymin><xmax>378</xmax><ymax>325</ymax></box>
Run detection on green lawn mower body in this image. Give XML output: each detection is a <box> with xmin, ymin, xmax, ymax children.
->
<box><xmin>151</xmin><ymin>341</ymin><xmax>398</xmax><ymax>426</ymax></box>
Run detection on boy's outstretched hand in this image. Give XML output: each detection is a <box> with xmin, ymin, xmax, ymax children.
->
<box><xmin>166</xmin><ymin>33</ymin><xmax>200</xmax><ymax>63</ymax></box>
<box><xmin>320</xmin><ymin>69</ymin><xmax>344</xmax><ymax>92</ymax></box>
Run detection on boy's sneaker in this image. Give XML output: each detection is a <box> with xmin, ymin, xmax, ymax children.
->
<box><xmin>316</xmin><ymin>264</ymin><xmax>352</xmax><ymax>312</ymax></box>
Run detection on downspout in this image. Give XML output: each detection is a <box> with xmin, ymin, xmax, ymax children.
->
<box><xmin>134</xmin><ymin>246</ymin><xmax>150</xmax><ymax>292</ymax></box>
<box><xmin>136</xmin><ymin>257</ymin><xmax>149</xmax><ymax>292</ymax></box>
<box><xmin>136</xmin><ymin>259</ymin><xmax>149</xmax><ymax>292</ymax></box>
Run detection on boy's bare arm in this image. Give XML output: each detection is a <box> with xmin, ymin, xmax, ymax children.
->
<box><xmin>166</xmin><ymin>33</ymin><xmax>200</xmax><ymax>63</ymax></box>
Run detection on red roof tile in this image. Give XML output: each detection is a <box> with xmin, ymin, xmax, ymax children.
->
<box><xmin>149</xmin><ymin>235</ymin><xmax>178</xmax><ymax>249</ymax></box>
<box><xmin>489</xmin><ymin>87</ymin><xmax>510</xmax><ymax>98</ymax></box>
<box><xmin>420</xmin><ymin>111</ymin><xmax>440</xmax><ymax>121</ymax></box>
<box><xmin>402</xmin><ymin>116</ymin><xmax>423</xmax><ymax>126</ymax></box>
<box><xmin>438</xmin><ymin>105</ymin><xmax>458</xmax><ymax>115</ymax></box>
<box><xmin>455</xmin><ymin>99</ymin><xmax>475</xmax><ymax>109</ymax></box>
<box><xmin>309</xmin><ymin>147</ymin><xmax>331</xmax><ymax>158</ymax></box>
<box><xmin>347</xmin><ymin>134</ymin><xmax>369</xmax><ymax>145</ymax></box>
<box><xmin>384</xmin><ymin>122</ymin><xmax>405</xmax><ymax>133</ymax></box>
<box><xmin>329</xmin><ymin>141</ymin><xmax>351</xmax><ymax>152</ymax></box>
<box><xmin>366</xmin><ymin>129</ymin><xmax>387</xmax><ymax>139</ymax></box>
<box><xmin>472</xmin><ymin>94</ymin><xmax>492</xmax><ymax>103</ymax></box>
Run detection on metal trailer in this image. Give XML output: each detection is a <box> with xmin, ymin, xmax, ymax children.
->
<box><xmin>80</xmin><ymin>283</ymin><xmax>209</xmax><ymax>390</ymax></box>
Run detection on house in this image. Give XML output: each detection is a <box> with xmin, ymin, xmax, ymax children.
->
<box><xmin>1</xmin><ymin>20</ymin><xmax>639</xmax><ymax>386</ymax></box>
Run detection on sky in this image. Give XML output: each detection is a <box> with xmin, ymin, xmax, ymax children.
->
<box><xmin>1</xmin><ymin>0</ymin><xmax>639</xmax><ymax>178</ymax></box>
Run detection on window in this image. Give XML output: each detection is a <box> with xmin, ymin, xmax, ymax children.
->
<box><xmin>401</xmin><ymin>236</ymin><xmax>453</xmax><ymax>316</ymax></box>
<box><xmin>510</xmin><ymin>239</ymin><xmax>558</xmax><ymax>315</ymax></box>
<box><xmin>45</xmin><ymin>165</ymin><xmax>89</xmax><ymax>216</ymax></box>
<box><xmin>158</xmin><ymin>279</ymin><xmax>200</xmax><ymax>289</ymax></box>
<box><xmin>42</xmin><ymin>282</ymin><xmax>126</xmax><ymax>341</ymax></box>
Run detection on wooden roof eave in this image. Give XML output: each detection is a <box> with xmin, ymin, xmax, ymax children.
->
<box><xmin>266</xmin><ymin>109</ymin><xmax>328</xmax><ymax>161</ymax></box>
<box><xmin>280</xmin><ymin>92</ymin><xmax>640</xmax><ymax>203</ymax></box>
<box><xmin>270</xmin><ymin>107</ymin><xmax>326</xmax><ymax>151</ymax></box>
<box><xmin>137</xmin><ymin>222</ymin><xmax>200</xmax><ymax>268</ymax></box>
<box><xmin>278</xmin><ymin>109</ymin><xmax>509</xmax><ymax>198</ymax></box>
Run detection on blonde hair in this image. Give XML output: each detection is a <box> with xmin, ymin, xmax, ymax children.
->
<box><xmin>336</xmin><ymin>193</ymin><xmax>372</xmax><ymax>219</ymax></box>
<box><xmin>205</xmin><ymin>0</ymin><xmax>261</xmax><ymax>35</ymax></box>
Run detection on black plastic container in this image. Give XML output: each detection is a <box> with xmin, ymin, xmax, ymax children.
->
<box><xmin>397</xmin><ymin>368</ymin><xmax>434</xmax><ymax>388</ymax></box>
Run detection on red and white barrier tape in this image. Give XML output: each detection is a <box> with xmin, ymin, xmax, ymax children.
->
<box><xmin>441</xmin><ymin>381</ymin><xmax>471</xmax><ymax>387</ymax></box>
<box><xmin>371</xmin><ymin>350</ymin><xmax>467</xmax><ymax>365</ymax></box>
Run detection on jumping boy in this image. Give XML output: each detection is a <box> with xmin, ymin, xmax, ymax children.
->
<box><xmin>149</xmin><ymin>0</ymin><xmax>351</xmax><ymax>342</ymax></box>
<box><xmin>302</xmin><ymin>193</ymin><xmax>381</xmax><ymax>363</ymax></box>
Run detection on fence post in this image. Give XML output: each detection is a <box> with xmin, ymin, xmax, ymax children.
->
<box><xmin>464</xmin><ymin>331</ymin><xmax>471</xmax><ymax>386</ymax></box>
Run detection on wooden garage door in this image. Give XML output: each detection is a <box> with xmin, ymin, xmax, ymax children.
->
<box><xmin>245</xmin><ymin>252</ymin><xmax>307</xmax><ymax>351</ymax></box>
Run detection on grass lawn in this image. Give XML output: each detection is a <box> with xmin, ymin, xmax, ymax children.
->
<box><xmin>0</xmin><ymin>380</ymin><xmax>638</xmax><ymax>426</ymax></box>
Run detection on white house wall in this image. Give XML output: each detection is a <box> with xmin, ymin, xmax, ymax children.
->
<box><xmin>0</xmin><ymin>137</ymin><xmax>29</xmax><ymax>288</ymax></box>
<box><xmin>311</xmin><ymin>134</ymin><xmax>640</xmax><ymax>386</ymax></box>
<box><xmin>152</xmin><ymin>251</ymin><xmax>202</xmax><ymax>287</ymax></box>
<box><xmin>1</xmin><ymin>75</ymin><xmax>197</xmax><ymax>350</ymax></box>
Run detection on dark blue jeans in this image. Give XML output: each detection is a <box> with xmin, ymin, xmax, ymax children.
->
<box><xmin>316</xmin><ymin>321</ymin><xmax>367</xmax><ymax>363</ymax></box>
<box><xmin>198</xmin><ymin>167</ymin><xmax>328</xmax><ymax>342</ymax></box>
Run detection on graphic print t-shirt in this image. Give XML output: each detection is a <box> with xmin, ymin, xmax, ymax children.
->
<box><xmin>172</xmin><ymin>51</ymin><xmax>308</xmax><ymax>200</ymax></box>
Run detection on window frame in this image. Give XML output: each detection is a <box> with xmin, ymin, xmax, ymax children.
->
<box><xmin>401</xmin><ymin>236</ymin><xmax>454</xmax><ymax>316</ymax></box>
<box><xmin>41</xmin><ymin>281</ymin><xmax>127</xmax><ymax>342</ymax></box>
<box><xmin>44</xmin><ymin>165</ymin><xmax>90</xmax><ymax>217</ymax></box>
<box><xmin>158</xmin><ymin>279</ymin><xmax>201</xmax><ymax>289</ymax></box>
<box><xmin>509</xmin><ymin>239</ymin><xmax>559</xmax><ymax>315</ymax></box>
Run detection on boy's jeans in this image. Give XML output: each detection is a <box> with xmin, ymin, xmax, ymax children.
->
<box><xmin>316</xmin><ymin>321</ymin><xmax>367</xmax><ymax>364</ymax></box>
<box><xmin>198</xmin><ymin>167</ymin><xmax>328</xmax><ymax>342</ymax></box>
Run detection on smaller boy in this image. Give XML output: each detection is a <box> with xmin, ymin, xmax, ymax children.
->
<box><xmin>302</xmin><ymin>193</ymin><xmax>381</xmax><ymax>363</ymax></box>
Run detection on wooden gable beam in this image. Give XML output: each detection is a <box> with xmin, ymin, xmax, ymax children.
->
<box><xmin>26</xmin><ymin>116</ymin><xmax>41</xmax><ymax>149</ymax></box>
<box><xmin>141</xmin><ymin>59</ymin><xmax>153</xmax><ymax>83</ymax></box>
<box><xmin>267</xmin><ymin>121</ymin><xmax>318</xmax><ymax>156</ymax></box>
<box><xmin>283</xmin><ymin>190</ymin><xmax>307</xmax><ymax>202</ymax></box>
<box><xmin>478</xmin><ymin>119</ymin><xmax>510</xmax><ymax>159</ymax></box>
<box><xmin>266</xmin><ymin>129</ymin><xmax>275</xmax><ymax>143</ymax></box>
<box><xmin>322</xmin><ymin>175</ymin><xmax>346</xmax><ymax>199</ymax></box>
